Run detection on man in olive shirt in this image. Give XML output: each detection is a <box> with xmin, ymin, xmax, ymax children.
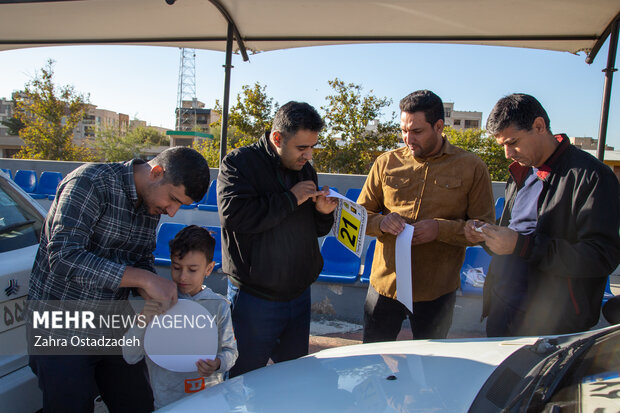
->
<box><xmin>359</xmin><ymin>90</ymin><xmax>495</xmax><ymax>342</ymax></box>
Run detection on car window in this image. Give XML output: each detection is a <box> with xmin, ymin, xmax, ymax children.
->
<box><xmin>0</xmin><ymin>180</ymin><xmax>44</xmax><ymax>253</ymax></box>
<box><xmin>548</xmin><ymin>329</ymin><xmax>620</xmax><ymax>411</ymax></box>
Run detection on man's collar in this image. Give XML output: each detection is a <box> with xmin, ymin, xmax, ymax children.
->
<box><xmin>124</xmin><ymin>159</ymin><xmax>144</xmax><ymax>207</ymax></box>
<box><xmin>260</xmin><ymin>132</ymin><xmax>283</xmax><ymax>166</ymax></box>
<box><xmin>535</xmin><ymin>134</ymin><xmax>569</xmax><ymax>180</ymax></box>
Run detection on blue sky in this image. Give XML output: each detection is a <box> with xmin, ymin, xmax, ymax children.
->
<box><xmin>0</xmin><ymin>40</ymin><xmax>618</xmax><ymax>148</ymax></box>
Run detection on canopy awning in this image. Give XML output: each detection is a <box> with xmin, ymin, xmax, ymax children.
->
<box><xmin>0</xmin><ymin>0</ymin><xmax>618</xmax><ymax>62</ymax></box>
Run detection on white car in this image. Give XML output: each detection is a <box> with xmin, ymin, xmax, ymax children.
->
<box><xmin>159</xmin><ymin>325</ymin><xmax>620</xmax><ymax>412</ymax></box>
<box><xmin>0</xmin><ymin>170</ymin><xmax>46</xmax><ymax>412</ymax></box>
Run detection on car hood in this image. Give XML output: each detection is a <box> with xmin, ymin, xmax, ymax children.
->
<box><xmin>159</xmin><ymin>336</ymin><xmax>539</xmax><ymax>412</ymax></box>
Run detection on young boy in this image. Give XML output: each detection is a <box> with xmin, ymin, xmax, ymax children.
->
<box><xmin>123</xmin><ymin>225</ymin><xmax>237</xmax><ymax>409</ymax></box>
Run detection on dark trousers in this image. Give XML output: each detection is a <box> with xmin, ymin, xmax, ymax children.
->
<box><xmin>227</xmin><ymin>281</ymin><xmax>311</xmax><ymax>378</ymax></box>
<box><xmin>363</xmin><ymin>285</ymin><xmax>456</xmax><ymax>343</ymax></box>
<box><xmin>29</xmin><ymin>354</ymin><xmax>153</xmax><ymax>413</ymax></box>
<box><xmin>486</xmin><ymin>292</ymin><xmax>527</xmax><ymax>337</ymax></box>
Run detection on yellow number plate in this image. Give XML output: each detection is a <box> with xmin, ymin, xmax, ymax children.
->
<box><xmin>337</xmin><ymin>208</ymin><xmax>361</xmax><ymax>252</ymax></box>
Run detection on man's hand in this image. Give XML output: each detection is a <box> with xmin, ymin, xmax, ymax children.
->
<box><xmin>139</xmin><ymin>300</ymin><xmax>165</xmax><ymax>324</ymax></box>
<box><xmin>315</xmin><ymin>185</ymin><xmax>338</xmax><ymax>214</ymax></box>
<box><xmin>380</xmin><ymin>212</ymin><xmax>406</xmax><ymax>235</ymax></box>
<box><xmin>464</xmin><ymin>219</ymin><xmax>486</xmax><ymax>244</ymax></box>
<box><xmin>138</xmin><ymin>274</ymin><xmax>178</xmax><ymax>312</ymax></box>
<box><xmin>411</xmin><ymin>219</ymin><xmax>439</xmax><ymax>245</ymax></box>
<box><xmin>290</xmin><ymin>181</ymin><xmax>324</xmax><ymax>206</ymax></box>
<box><xmin>196</xmin><ymin>357</ymin><xmax>221</xmax><ymax>377</ymax></box>
<box><xmin>479</xmin><ymin>224</ymin><xmax>518</xmax><ymax>255</ymax></box>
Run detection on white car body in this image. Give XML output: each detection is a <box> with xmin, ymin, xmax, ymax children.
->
<box><xmin>158</xmin><ymin>337</ymin><xmax>540</xmax><ymax>412</ymax></box>
<box><xmin>0</xmin><ymin>170</ymin><xmax>46</xmax><ymax>412</ymax></box>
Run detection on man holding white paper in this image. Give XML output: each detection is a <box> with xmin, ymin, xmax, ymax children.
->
<box><xmin>359</xmin><ymin>90</ymin><xmax>495</xmax><ymax>342</ymax></box>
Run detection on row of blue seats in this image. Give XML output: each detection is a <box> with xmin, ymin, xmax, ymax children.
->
<box><xmin>154</xmin><ymin>221</ymin><xmax>371</xmax><ymax>283</ymax></box>
<box><xmin>2</xmin><ymin>168</ymin><xmax>63</xmax><ymax>200</ymax></box>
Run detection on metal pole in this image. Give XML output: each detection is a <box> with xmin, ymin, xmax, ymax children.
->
<box><xmin>597</xmin><ymin>18</ymin><xmax>619</xmax><ymax>161</ymax></box>
<box><xmin>220</xmin><ymin>22</ymin><xmax>234</xmax><ymax>164</ymax></box>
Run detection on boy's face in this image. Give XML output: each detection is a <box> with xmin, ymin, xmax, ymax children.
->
<box><xmin>170</xmin><ymin>250</ymin><xmax>215</xmax><ymax>296</ymax></box>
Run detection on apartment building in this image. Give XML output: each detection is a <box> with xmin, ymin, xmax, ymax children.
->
<box><xmin>570</xmin><ymin>136</ymin><xmax>614</xmax><ymax>151</ymax></box>
<box><xmin>175</xmin><ymin>100</ymin><xmax>220</xmax><ymax>133</ymax></box>
<box><xmin>443</xmin><ymin>102</ymin><xmax>483</xmax><ymax>130</ymax></box>
<box><xmin>0</xmin><ymin>98</ymin><xmax>24</xmax><ymax>158</ymax></box>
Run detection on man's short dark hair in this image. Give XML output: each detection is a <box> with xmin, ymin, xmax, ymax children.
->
<box><xmin>486</xmin><ymin>93</ymin><xmax>551</xmax><ymax>136</ymax></box>
<box><xmin>399</xmin><ymin>90</ymin><xmax>444</xmax><ymax>126</ymax></box>
<box><xmin>271</xmin><ymin>101</ymin><xmax>324</xmax><ymax>141</ymax></box>
<box><xmin>151</xmin><ymin>147</ymin><xmax>210</xmax><ymax>202</ymax></box>
<box><xmin>169</xmin><ymin>225</ymin><xmax>215</xmax><ymax>262</ymax></box>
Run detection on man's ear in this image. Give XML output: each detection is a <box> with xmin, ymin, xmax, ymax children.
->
<box><xmin>434</xmin><ymin>118</ymin><xmax>445</xmax><ymax>135</ymax></box>
<box><xmin>271</xmin><ymin>131</ymin><xmax>283</xmax><ymax>148</ymax></box>
<box><xmin>149</xmin><ymin>165</ymin><xmax>164</xmax><ymax>181</ymax></box>
<box><xmin>532</xmin><ymin>117</ymin><xmax>547</xmax><ymax>134</ymax></box>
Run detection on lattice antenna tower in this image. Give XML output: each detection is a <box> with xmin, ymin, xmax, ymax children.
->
<box><xmin>176</xmin><ymin>48</ymin><xmax>197</xmax><ymax>131</ymax></box>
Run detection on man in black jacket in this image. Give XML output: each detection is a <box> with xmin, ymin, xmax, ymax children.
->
<box><xmin>217</xmin><ymin>101</ymin><xmax>337</xmax><ymax>377</ymax></box>
<box><xmin>465</xmin><ymin>93</ymin><xmax>620</xmax><ymax>336</ymax></box>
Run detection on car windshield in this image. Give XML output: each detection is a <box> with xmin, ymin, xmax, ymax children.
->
<box><xmin>540</xmin><ymin>327</ymin><xmax>620</xmax><ymax>412</ymax></box>
<box><xmin>469</xmin><ymin>327</ymin><xmax>620</xmax><ymax>412</ymax></box>
<box><xmin>0</xmin><ymin>178</ymin><xmax>43</xmax><ymax>253</ymax></box>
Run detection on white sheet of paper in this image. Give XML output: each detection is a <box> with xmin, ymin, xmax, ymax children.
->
<box><xmin>144</xmin><ymin>299</ymin><xmax>218</xmax><ymax>372</ymax></box>
<box><xmin>327</xmin><ymin>188</ymin><xmax>350</xmax><ymax>201</ymax></box>
<box><xmin>395</xmin><ymin>224</ymin><xmax>414</xmax><ymax>313</ymax></box>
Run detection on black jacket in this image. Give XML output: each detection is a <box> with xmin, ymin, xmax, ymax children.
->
<box><xmin>483</xmin><ymin>135</ymin><xmax>620</xmax><ymax>335</ymax></box>
<box><xmin>217</xmin><ymin>134</ymin><xmax>334</xmax><ymax>301</ymax></box>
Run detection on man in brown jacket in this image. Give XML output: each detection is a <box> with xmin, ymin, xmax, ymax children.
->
<box><xmin>358</xmin><ymin>90</ymin><xmax>495</xmax><ymax>342</ymax></box>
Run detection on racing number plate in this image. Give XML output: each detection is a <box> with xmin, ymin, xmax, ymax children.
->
<box><xmin>338</xmin><ymin>207</ymin><xmax>361</xmax><ymax>253</ymax></box>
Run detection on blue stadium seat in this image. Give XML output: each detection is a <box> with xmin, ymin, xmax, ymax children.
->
<box><xmin>30</xmin><ymin>171</ymin><xmax>63</xmax><ymax>199</ymax></box>
<box><xmin>495</xmin><ymin>197</ymin><xmax>505</xmax><ymax>223</ymax></box>
<box><xmin>180</xmin><ymin>190</ymin><xmax>209</xmax><ymax>210</ymax></box>
<box><xmin>603</xmin><ymin>276</ymin><xmax>614</xmax><ymax>305</ymax></box>
<box><xmin>204</xmin><ymin>226</ymin><xmax>223</xmax><ymax>271</ymax></box>
<box><xmin>460</xmin><ymin>245</ymin><xmax>492</xmax><ymax>296</ymax></box>
<box><xmin>153</xmin><ymin>223</ymin><xmax>187</xmax><ymax>266</ymax></box>
<box><xmin>344</xmin><ymin>188</ymin><xmax>362</xmax><ymax>203</ymax></box>
<box><xmin>14</xmin><ymin>170</ymin><xmax>37</xmax><ymax>193</ymax></box>
<box><xmin>1</xmin><ymin>168</ymin><xmax>12</xmax><ymax>179</ymax></box>
<box><xmin>197</xmin><ymin>180</ymin><xmax>218</xmax><ymax>212</ymax></box>
<box><xmin>317</xmin><ymin>236</ymin><xmax>361</xmax><ymax>284</ymax></box>
<box><xmin>359</xmin><ymin>239</ymin><xmax>376</xmax><ymax>284</ymax></box>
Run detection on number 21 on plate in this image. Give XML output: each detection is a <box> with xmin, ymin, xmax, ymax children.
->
<box><xmin>337</xmin><ymin>208</ymin><xmax>361</xmax><ymax>252</ymax></box>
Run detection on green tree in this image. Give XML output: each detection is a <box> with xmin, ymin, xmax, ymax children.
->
<box><xmin>0</xmin><ymin>117</ymin><xmax>25</xmax><ymax>136</ymax></box>
<box><xmin>13</xmin><ymin>60</ymin><xmax>94</xmax><ymax>161</ymax></box>
<box><xmin>93</xmin><ymin>126</ymin><xmax>169</xmax><ymax>162</ymax></box>
<box><xmin>192</xmin><ymin>138</ymin><xmax>220</xmax><ymax>168</ymax></box>
<box><xmin>93</xmin><ymin>125</ymin><xmax>146</xmax><ymax>162</ymax></box>
<box><xmin>131</xmin><ymin>126</ymin><xmax>169</xmax><ymax>146</ymax></box>
<box><xmin>443</xmin><ymin>126</ymin><xmax>511</xmax><ymax>181</ymax></box>
<box><xmin>213</xmin><ymin>82</ymin><xmax>278</xmax><ymax>148</ymax></box>
<box><xmin>315</xmin><ymin>78</ymin><xmax>400</xmax><ymax>174</ymax></box>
